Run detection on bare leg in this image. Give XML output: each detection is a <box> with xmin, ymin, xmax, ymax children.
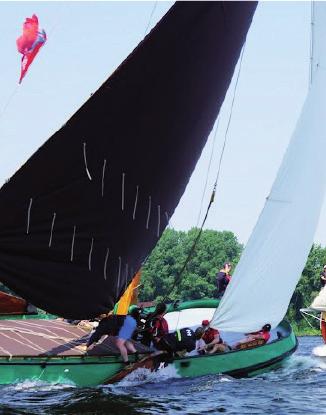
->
<box><xmin>207</xmin><ymin>343</ymin><xmax>228</xmax><ymax>354</ymax></box>
<box><xmin>116</xmin><ymin>338</ymin><xmax>129</xmax><ymax>362</ymax></box>
<box><xmin>125</xmin><ymin>340</ymin><xmax>137</xmax><ymax>354</ymax></box>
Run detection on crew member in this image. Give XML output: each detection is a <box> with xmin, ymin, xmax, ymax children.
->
<box><xmin>320</xmin><ymin>265</ymin><xmax>326</xmax><ymax>288</ymax></box>
<box><xmin>196</xmin><ymin>321</ymin><xmax>229</xmax><ymax>354</ymax></box>
<box><xmin>155</xmin><ymin>327</ymin><xmax>202</xmax><ymax>356</ymax></box>
<box><xmin>216</xmin><ymin>262</ymin><xmax>232</xmax><ymax>298</ymax></box>
<box><xmin>142</xmin><ymin>302</ymin><xmax>169</xmax><ymax>347</ymax></box>
<box><xmin>234</xmin><ymin>324</ymin><xmax>271</xmax><ymax>349</ymax></box>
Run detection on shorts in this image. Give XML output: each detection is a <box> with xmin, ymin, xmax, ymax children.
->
<box><xmin>117</xmin><ymin>316</ymin><xmax>136</xmax><ymax>341</ymax></box>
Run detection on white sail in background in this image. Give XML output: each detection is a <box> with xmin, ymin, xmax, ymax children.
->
<box><xmin>211</xmin><ymin>3</ymin><xmax>326</xmax><ymax>333</ymax></box>
<box><xmin>310</xmin><ymin>287</ymin><xmax>326</xmax><ymax>312</ymax></box>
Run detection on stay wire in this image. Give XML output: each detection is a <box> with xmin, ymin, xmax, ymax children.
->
<box><xmin>0</xmin><ymin>85</ymin><xmax>20</xmax><ymax>121</ymax></box>
<box><xmin>163</xmin><ymin>42</ymin><xmax>247</xmax><ymax>303</ymax></box>
<box><xmin>144</xmin><ymin>1</ymin><xmax>158</xmax><ymax>37</ymax></box>
<box><xmin>196</xmin><ymin>116</ymin><xmax>220</xmax><ymax>227</ymax></box>
<box><xmin>212</xmin><ymin>42</ymin><xmax>246</xmax><ymax>189</ymax></box>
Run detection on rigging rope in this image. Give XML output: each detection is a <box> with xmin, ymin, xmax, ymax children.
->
<box><xmin>0</xmin><ymin>85</ymin><xmax>20</xmax><ymax>122</ymax></box>
<box><xmin>196</xmin><ymin>117</ymin><xmax>220</xmax><ymax>227</ymax></box>
<box><xmin>144</xmin><ymin>1</ymin><xmax>158</xmax><ymax>37</ymax></box>
<box><xmin>163</xmin><ymin>43</ymin><xmax>247</xmax><ymax>302</ymax></box>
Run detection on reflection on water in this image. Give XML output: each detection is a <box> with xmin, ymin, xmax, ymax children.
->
<box><xmin>0</xmin><ymin>337</ymin><xmax>325</xmax><ymax>415</ymax></box>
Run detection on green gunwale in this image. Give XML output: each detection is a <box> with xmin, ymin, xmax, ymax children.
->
<box><xmin>0</xmin><ymin>315</ymin><xmax>297</xmax><ymax>386</ymax></box>
<box><xmin>0</xmin><ymin>313</ymin><xmax>55</xmax><ymax>320</ymax></box>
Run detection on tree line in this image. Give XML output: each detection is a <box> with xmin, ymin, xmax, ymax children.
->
<box><xmin>140</xmin><ymin>228</ymin><xmax>325</xmax><ymax>331</ymax></box>
<box><xmin>0</xmin><ymin>227</ymin><xmax>323</xmax><ymax>331</ymax></box>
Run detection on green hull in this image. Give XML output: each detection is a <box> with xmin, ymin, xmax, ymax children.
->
<box><xmin>0</xmin><ymin>323</ymin><xmax>297</xmax><ymax>386</ymax></box>
<box><xmin>173</xmin><ymin>321</ymin><xmax>297</xmax><ymax>379</ymax></box>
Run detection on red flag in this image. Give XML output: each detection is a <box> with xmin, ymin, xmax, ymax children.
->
<box><xmin>16</xmin><ymin>14</ymin><xmax>46</xmax><ymax>83</ymax></box>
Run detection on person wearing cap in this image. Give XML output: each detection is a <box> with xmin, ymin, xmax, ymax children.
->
<box><xmin>196</xmin><ymin>321</ymin><xmax>229</xmax><ymax>354</ymax></box>
<box><xmin>234</xmin><ymin>324</ymin><xmax>271</xmax><ymax>349</ymax></box>
<box><xmin>320</xmin><ymin>265</ymin><xmax>326</xmax><ymax>289</ymax></box>
<box><xmin>86</xmin><ymin>308</ymin><xmax>141</xmax><ymax>367</ymax></box>
<box><xmin>216</xmin><ymin>262</ymin><xmax>232</xmax><ymax>299</ymax></box>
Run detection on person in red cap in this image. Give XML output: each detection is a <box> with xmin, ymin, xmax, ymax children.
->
<box><xmin>196</xmin><ymin>320</ymin><xmax>229</xmax><ymax>354</ymax></box>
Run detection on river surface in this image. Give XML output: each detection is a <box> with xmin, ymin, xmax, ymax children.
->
<box><xmin>1</xmin><ymin>336</ymin><xmax>326</xmax><ymax>415</ymax></box>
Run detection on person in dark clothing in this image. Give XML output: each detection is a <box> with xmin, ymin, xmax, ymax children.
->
<box><xmin>86</xmin><ymin>314</ymin><xmax>126</xmax><ymax>347</ymax></box>
<box><xmin>321</xmin><ymin>265</ymin><xmax>326</xmax><ymax>288</ymax></box>
<box><xmin>216</xmin><ymin>262</ymin><xmax>232</xmax><ymax>298</ymax></box>
<box><xmin>141</xmin><ymin>303</ymin><xmax>169</xmax><ymax>347</ymax></box>
<box><xmin>155</xmin><ymin>327</ymin><xmax>202</xmax><ymax>356</ymax></box>
<box><xmin>86</xmin><ymin>308</ymin><xmax>141</xmax><ymax>348</ymax></box>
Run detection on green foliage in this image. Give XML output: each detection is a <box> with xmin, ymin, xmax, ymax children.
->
<box><xmin>141</xmin><ymin>230</ymin><xmax>326</xmax><ymax>333</ymax></box>
<box><xmin>140</xmin><ymin>228</ymin><xmax>242</xmax><ymax>302</ymax></box>
<box><xmin>0</xmin><ymin>226</ymin><xmax>324</xmax><ymax>333</ymax></box>
<box><xmin>286</xmin><ymin>244</ymin><xmax>326</xmax><ymax>328</ymax></box>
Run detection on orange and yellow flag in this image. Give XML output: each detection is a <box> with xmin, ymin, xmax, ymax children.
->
<box><xmin>115</xmin><ymin>270</ymin><xmax>141</xmax><ymax>315</ymax></box>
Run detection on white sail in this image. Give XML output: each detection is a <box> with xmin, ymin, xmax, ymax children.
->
<box><xmin>211</xmin><ymin>3</ymin><xmax>326</xmax><ymax>332</ymax></box>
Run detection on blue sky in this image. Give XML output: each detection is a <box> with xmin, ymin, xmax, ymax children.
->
<box><xmin>1</xmin><ymin>2</ymin><xmax>321</xmax><ymax>245</ymax></box>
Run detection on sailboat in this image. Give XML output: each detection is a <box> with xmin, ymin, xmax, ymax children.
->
<box><xmin>0</xmin><ymin>0</ymin><xmax>311</xmax><ymax>385</ymax></box>
<box><xmin>301</xmin><ymin>288</ymin><xmax>326</xmax><ymax>359</ymax></box>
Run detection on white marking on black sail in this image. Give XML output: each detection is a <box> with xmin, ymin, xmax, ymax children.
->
<box><xmin>165</xmin><ymin>211</ymin><xmax>170</xmax><ymax>225</ymax></box>
<box><xmin>70</xmin><ymin>226</ymin><xmax>76</xmax><ymax>262</ymax></box>
<box><xmin>157</xmin><ymin>205</ymin><xmax>161</xmax><ymax>237</ymax></box>
<box><xmin>122</xmin><ymin>173</ymin><xmax>125</xmax><ymax>211</ymax></box>
<box><xmin>116</xmin><ymin>256</ymin><xmax>122</xmax><ymax>296</ymax></box>
<box><xmin>146</xmin><ymin>196</ymin><xmax>152</xmax><ymax>229</ymax></box>
<box><xmin>88</xmin><ymin>238</ymin><xmax>94</xmax><ymax>271</ymax></box>
<box><xmin>125</xmin><ymin>263</ymin><xmax>129</xmax><ymax>290</ymax></box>
<box><xmin>26</xmin><ymin>198</ymin><xmax>33</xmax><ymax>234</ymax></box>
<box><xmin>49</xmin><ymin>212</ymin><xmax>56</xmax><ymax>247</ymax></box>
<box><xmin>83</xmin><ymin>142</ymin><xmax>92</xmax><ymax>181</ymax></box>
<box><xmin>133</xmin><ymin>185</ymin><xmax>139</xmax><ymax>220</ymax></box>
<box><xmin>104</xmin><ymin>247</ymin><xmax>110</xmax><ymax>280</ymax></box>
<box><xmin>101</xmin><ymin>159</ymin><xmax>107</xmax><ymax>197</ymax></box>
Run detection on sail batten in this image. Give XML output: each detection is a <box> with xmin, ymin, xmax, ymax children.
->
<box><xmin>0</xmin><ymin>3</ymin><xmax>256</xmax><ymax>319</ymax></box>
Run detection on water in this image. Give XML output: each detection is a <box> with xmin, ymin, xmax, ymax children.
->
<box><xmin>1</xmin><ymin>337</ymin><xmax>326</xmax><ymax>415</ymax></box>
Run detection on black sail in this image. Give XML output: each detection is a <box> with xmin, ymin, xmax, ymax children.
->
<box><xmin>0</xmin><ymin>2</ymin><xmax>257</xmax><ymax>319</ymax></box>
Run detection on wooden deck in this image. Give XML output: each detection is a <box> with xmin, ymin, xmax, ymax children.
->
<box><xmin>0</xmin><ymin>319</ymin><xmax>150</xmax><ymax>358</ymax></box>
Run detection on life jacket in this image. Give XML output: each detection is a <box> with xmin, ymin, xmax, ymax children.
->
<box><xmin>202</xmin><ymin>328</ymin><xmax>222</xmax><ymax>344</ymax></box>
<box><xmin>260</xmin><ymin>330</ymin><xmax>270</xmax><ymax>342</ymax></box>
<box><xmin>250</xmin><ymin>329</ymin><xmax>270</xmax><ymax>342</ymax></box>
<box><xmin>149</xmin><ymin>315</ymin><xmax>169</xmax><ymax>339</ymax></box>
<box><xmin>173</xmin><ymin>328</ymin><xmax>196</xmax><ymax>352</ymax></box>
